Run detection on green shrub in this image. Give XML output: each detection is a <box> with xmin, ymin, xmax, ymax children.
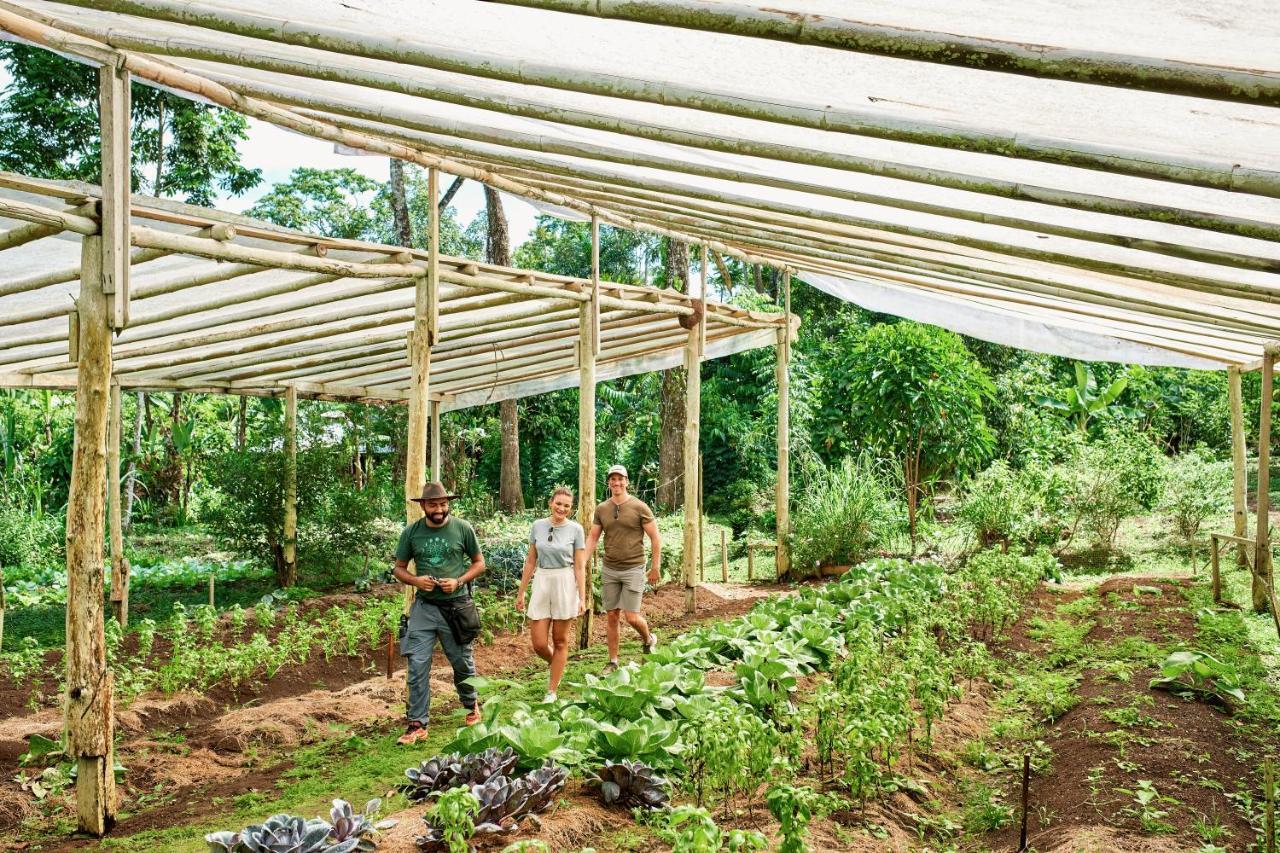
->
<box><xmin>956</xmin><ymin>460</ymin><xmax>1024</xmax><ymax>549</ymax></box>
<box><xmin>1159</xmin><ymin>448</ymin><xmax>1231</xmax><ymax>547</ymax></box>
<box><xmin>790</xmin><ymin>454</ymin><xmax>900</xmax><ymax>575</ymax></box>
<box><xmin>1062</xmin><ymin>428</ymin><xmax>1164</xmax><ymax>551</ymax></box>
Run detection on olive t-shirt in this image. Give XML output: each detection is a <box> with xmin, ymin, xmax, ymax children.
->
<box><xmin>592</xmin><ymin>496</ymin><xmax>655</xmax><ymax>567</ymax></box>
<box><xmin>394</xmin><ymin>516</ymin><xmax>481</xmax><ymax>601</ymax></box>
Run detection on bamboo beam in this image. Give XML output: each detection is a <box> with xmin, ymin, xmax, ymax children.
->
<box><xmin>1230</xmin><ymin>366</ymin><xmax>1250</xmax><ymax>578</ymax></box>
<box><xmin>1255</xmin><ymin>345</ymin><xmax>1277</xmax><ymax>615</ymax></box>
<box><xmin>107</xmin><ymin>382</ymin><xmax>129</xmax><ymax>626</ymax></box>
<box><xmin>430</xmin><ymin>398</ymin><xmax>442</xmax><ymax>482</ymax></box>
<box><xmin>99</xmin><ymin>61</ymin><xmax>131</xmax><ymax>328</ymax></box>
<box><xmin>682</xmin><ymin>249</ymin><xmax>705</xmax><ymax>614</ymax></box>
<box><xmin>577</xmin><ymin>227</ymin><xmax>599</xmax><ymax>650</ymax></box>
<box><xmin>282</xmin><ymin>384</ymin><xmax>298</xmax><ymax>586</ymax></box>
<box><xmin>0</xmin><ymin>196</ymin><xmax>98</xmax><ymax>234</ymax></box>
<box><xmin>46</xmin><ymin>0</ymin><xmax>1280</xmax><ymax>195</ymax></box>
<box><xmin>65</xmin><ymin>234</ymin><xmax>116</xmax><ymax>836</ymax></box>
<box><xmin>775</xmin><ymin>271</ymin><xmax>791</xmax><ymax>579</ymax></box>
<box><xmin>0</xmin><ymin>221</ymin><xmax>60</xmax><ymax>251</ymax></box>
<box><xmin>483</xmin><ymin>0</ymin><xmax>1280</xmax><ymax>106</ymax></box>
<box><xmin>257</xmin><ymin>86</ymin><xmax>1280</xmax><ymax>275</ymax></box>
<box><xmin>68</xmin><ymin>17</ymin><xmax>1280</xmax><ymax>242</ymax></box>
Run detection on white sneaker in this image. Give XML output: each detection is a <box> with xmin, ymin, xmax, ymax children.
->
<box><xmin>542</xmin><ymin>691</ymin><xmax>557</xmax><ymax>704</ymax></box>
<box><xmin>644</xmin><ymin>633</ymin><xmax>659</xmax><ymax>655</ymax></box>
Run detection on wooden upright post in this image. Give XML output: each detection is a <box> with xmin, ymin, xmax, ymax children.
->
<box><xmin>66</xmin><ymin>234</ymin><xmax>117</xmax><ymax>836</ymax></box>
<box><xmin>681</xmin><ymin>247</ymin><xmax>706</xmax><ymax>613</ymax></box>
<box><xmin>282</xmin><ymin>384</ymin><xmax>298</xmax><ymax>587</ymax></box>
<box><xmin>98</xmin><ymin>63</ymin><xmax>130</xmax><ymax>330</ymax></box>
<box><xmin>107</xmin><ymin>382</ymin><xmax>129</xmax><ymax>626</ymax></box>
<box><xmin>1230</xmin><ymin>366</ymin><xmax>1250</xmax><ymax>573</ymax></box>
<box><xmin>403</xmin><ymin>167</ymin><xmax>438</xmax><ymax>614</ymax></box>
<box><xmin>577</xmin><ymin>214</ymin><xmax>600</xmax><ymax>650</ymax></box>
<box><xmin>775</xmin><ymin>272</ymin><xmax>792</xmax><ymax>578</ymax></box>
<box><xmin>429</xmin><ymin>399</ymin><xmax>442</xmax><ymax>483</ymax></box>
<box><xmin>1255</xmin><ymin>346</ymin><xmax>1277</xmax><ymax>615</ymax></box>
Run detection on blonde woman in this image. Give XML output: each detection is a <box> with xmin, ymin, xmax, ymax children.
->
<box><xmin>516</xmin><ymin>487</ymin><xmax>588</xmax><ymax>702</ymax></box>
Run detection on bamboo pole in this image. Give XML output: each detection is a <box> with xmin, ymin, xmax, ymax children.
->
<box><xmin>775</xmin><ymin>272</ymin><xmax>792</xmax><ymax>578</ymax></box>
<box><xmin>65</xmin><ymin>234</ymin><xmax>117</xmax><ymax>836</ymax></box>
<box><xmin>720</xmin><ymin>528</ymin><xmax>728</xmax><ymax>582</ymax></box>
<box><xmin>1230</xmin><ymin>366</ymin><xmax>1250</xmax><ymax>577</ymax></box>
<box><xmin>48</xmin><ymin>0</ymin><xmax>1280</xmax><ymax>195</ymax></box>
<box><xmin>1211</xmin><ymin>536</ymin><xmax>1222</xmax><ymax>604</ymax></box>
<box><xmin>682</xmin><ymin>249</ymin><xmax>705</xmax><ymax>614</ymax></box>
<box><xmin>107</xmin><ymin>382</ymin><xmax>129</xmax><ymax>626</ymax></box>
<box><xmin>68</xmin><ymin>15</ymin><xmax>1280</xmax><ymax>242</ymax></box>
<box><xmin>429</xmin><ymin>399</ymin><xmax>442</xmax><ymax>483</ymax></box>
<box><xmin>99</xmin><ymin>61</ymin><xmax>131</xmax><ymax>329</ymax></box>
<box><xmin>0</xmin><ymin>221</ymin><xmax>60</xmax><ymax>251</ymax></box>
<box><xmin>0</xmin><ymin>196</ymin><xmax>98</xmax><ymax>234</ymax></box>
<box><xmin>244</xmin><ymin>83</ymin><xmax>1280</xmax><ymax>275</ymax></box>
<box><xmin>1255</xmin><ymin>345</ymin><xmax>1277</xmax><ymax>616</ymax></box>
<box><xmin>282</xmin><ymin>384</ymin><xmax>298</xmax><ymax>587</ymax></box>
<box><xmin>697</xmin><ymin>452</ymin><xmax>704</xmax><ymax>583</ymax></box>
<box><xmin>576</xmin><ymin>229</ymin><xmax>599</xmax><ymax>650</ymax></box>
<box><xmin>487</xmin><ymin>0</ymin><xmax>1280</xmax><ymax>106</ymax></box>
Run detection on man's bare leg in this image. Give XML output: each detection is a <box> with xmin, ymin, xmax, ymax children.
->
<box><xmin>623</xmin><ymin>610</ymin><xmax>651</xmax><ymax>644</ymax></box>
<box><xmin>606</xmin><ymin>609</ymin><xmax>622</xmax><ymax>662</ymax></box>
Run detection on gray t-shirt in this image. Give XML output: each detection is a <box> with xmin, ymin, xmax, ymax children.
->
<box><xmin>529</xmin><ymin>518</ymin><xmax>585</xmax><ymax>570</ymax></box>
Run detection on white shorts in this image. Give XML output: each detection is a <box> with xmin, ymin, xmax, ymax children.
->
<box><xmin>527</xmin><ymin>569</ymin><xmax>579</xmax><ymax>621</ymax></box>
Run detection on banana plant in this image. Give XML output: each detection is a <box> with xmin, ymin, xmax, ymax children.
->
<box><xmin>1035</xmin><ymin>362</ymin><xmax>1129</xmax><ymax>433</ymax></box>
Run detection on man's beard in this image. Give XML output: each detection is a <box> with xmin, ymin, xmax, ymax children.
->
<box><xmin>427</xmin><ymin>509</ymin><xmax>449</xmax><ymax>524</ymax></box>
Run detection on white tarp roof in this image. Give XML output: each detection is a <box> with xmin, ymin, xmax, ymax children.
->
<box><xmin>1</xmin><ymin>0</ymin><xmax>1278</xmax><ymax>367</ymax></box>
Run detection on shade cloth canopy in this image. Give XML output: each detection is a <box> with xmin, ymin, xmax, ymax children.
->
<box><xmin>0</xmin><ymin>0</ymin><xmax>1277</xmax><ymax>367</ymax></box>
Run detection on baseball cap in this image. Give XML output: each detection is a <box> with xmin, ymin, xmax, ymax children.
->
<box><xmin>606</xmin><ymin>464</ymin><xmax>628</xmax><ymax>479</ymax></box>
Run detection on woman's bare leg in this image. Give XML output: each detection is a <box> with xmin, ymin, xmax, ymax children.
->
<box><xmin>529</xmin><ymin>618</ymin><xmax>553</xmax><ymax>662</ymax></box>
<box><xmin>549</xmin><ymin>619</ymin><xmax>572</xmax><ymax>693</ymax></box>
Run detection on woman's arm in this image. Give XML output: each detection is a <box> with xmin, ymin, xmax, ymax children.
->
<box><xmin>573</xmin><ymin>544</ymin><xmax>588</xmax><ymax>616</ymax></box>
<box><xmin>515</xmin><ymin>541</ymin><xmax>538</xmax><ymax>612</ymax></box>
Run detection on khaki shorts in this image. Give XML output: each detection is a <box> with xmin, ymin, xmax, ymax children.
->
<box><xmin>601</xmin><ymin>563</ymin><xmax>646</xmax><ymax>612</ymax></box>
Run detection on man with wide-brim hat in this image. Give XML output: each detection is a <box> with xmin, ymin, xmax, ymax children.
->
<box><xmin>392</xmin><ymin>481</ymin><xmax>486</xmax><ymax>745</ymax></box>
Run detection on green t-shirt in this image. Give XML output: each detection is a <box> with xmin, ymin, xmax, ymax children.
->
<box><xmin>394</xmin><ymin>516</ymin><xmax>481</xmax><ymax>600</ymax></box>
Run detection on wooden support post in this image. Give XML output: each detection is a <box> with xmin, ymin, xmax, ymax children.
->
<box><xmin>775</xmin><ymin>271</ymin><xmax>792</xmax><ymax>578</ymax></box>
<box><xmin>402</xmin><ymin>169</ymin><xmax>438</xmax><ymax>615</ymax></box>
<box><xmin>1255</xmin><ymin>346</ymin><xmax>1276</xmax><ymax>615</ymax></box>
<box><xmin>66</xmin><ymin>234</ymin><xmax>116</xmax><ymax>836</ymax></box>
<box><xmin>208</xmin><ymin>573</ymin><xmax>215</xmax><ymax>607</ymax></box>
<box><xmin>682</xmin><ymin>248</ymin><xmax>705</xmax><ymax>614</ymax></box>
<box><xmin>1211</xmin><ymin>535</ymin><xmax>1222</xmax><ymax>604</ymax></box>
<box><xmin>282</xmin><ymin>384</ymin><xmax>298</xmax><ymax>587</ymax></box>
<box><xmin>429</xmin><ymin>399</ymin><xmax>442</xmax><ymax>483</ymax></box>
<box><xmin>98</xmin><ymin>62</ymin><xmax>130</xmax><ymax>330</ymax></box>
<box><xmin>577</xmin><ymin>219</ymin><xmax>599</xmax><ymax>650</ymax></box>
<box><xmin>697</xmin><ymin>453</ymin><xmax>704</xmax><ymax>583</ymax></box>
<box><xmin>107</xmin><ymin>382</ymin><xmax>129</xmax><ymax>626</ymax></box>
<box><xmin>720</xmin><ymin>528</ymin><xmax>728</xmax><ymax>582</ymax></box>
<box><xmin>747</xmin><ymin>543</ymin><xmax>754</xmax><ymax>581</ymax></box>
<box><xmin>1230</xmin><ymin>366</ymin><xmax>1250</xmax><ymax>573</ymax></box>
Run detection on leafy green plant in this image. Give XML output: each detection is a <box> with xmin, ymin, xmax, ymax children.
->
<box><xmin>402</xmin><ymin>749</ymin><xmax>519</xmax><ymax>802</ymax></box>
<box><xmin>1160</xmin><ymin>449</ymin><xmax>1232</xmax><ymax>556</ymax></box>
<box><xmin>790</xmin><ymin>453</ymin><xmax>900</xmax><ymax>575</ymax></box>
<box><xmin>418</xmin><ymin>786</ymin><xmax>480</xmax><ymax>853</ymax></box>
<box><xmin>766</xmin><ymin>783</ymin><xmax>826</xmax><ymax>853</ymax></box>
<box><xmin>1117</xmin><ymin>780</ymin><xmax>1175</xmax><ymax>833</ymax></box>
<box><xmin>1036</xmin><ymin>362</ymin><xmax>1130</xmax><ymax>433</ymax></box>
<box><xmin>588</xmin><ymin>759</ymin><xmax>669</xmax><ymax>810</ymax></box>
<box><xmin>205</xmin><ymin>813</ymin><xmax>333</xmax><ymax>852</ymax></box>
<box><xmin>1150</xmin><ymin>650</ymin><xmax>1246</xmax><ymax>707</ymax></box>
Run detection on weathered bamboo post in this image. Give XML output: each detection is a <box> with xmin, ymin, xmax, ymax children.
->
<box><xmin>402</xmin><ymin>168</ymin><xmax>438</xmax><ymax>617</ymax></box>
<box><xmin>208</xmin><ymin>572</ymin><xmax>215</xmax><ymax>607</ymax></box>
<box><xmin>66</xmin><ymin>233</ymin><xmax>117</xmax><ymax>835</ymax></box>
<box><xmin>720</xmin><ymin>528</ymin><xmax>728</xmax><ymax>582</ymax></box>
<box><xmin>776</xmin><ymin>272</ymin><xmax>792</xmax><ymax>578</ymax></box>
<box><xmin>1211</xmin><ymin>535</ymin><xmax>1222</xmax><ymax>603</ymax></box>
<box><xmin>681</xmin><ymin>247</ymin><xmax>706</xmax><ymax>613</ymax></box>
<box><xmin>577</xmin><ymin>214</ymin><xmax>600</xmax><ymax>650</ymax></box>
<box><xmin>1266</xmin><ymin>757</ymin><xmax>1276</xmax><ymax>853</ymax></box>
<box><xmin>429</xmin><ymin>399</ymin><xmax>442</xmax><ymax>483</ymax></box>
<box><xmin>1230</xmin><ymin>365</ymin><xmax>1249</xmax><ymax>576</ymax></box>
<box><xmin>282</xmin><ymin>384</ymin><xmax>298</xmax><ymax>587</ymax></box>
<box><xmin>1255</xmin><ymin>345</ymin><xmax>1277</xmax><ymax>615</ymax></box>
<box><xmin>747</xmin><ymin>543</ymin><xmax>755</xmax><ymax>581</ymax></box>
<box><xmin>107</xmin><ymin>382</ymin><xmax>129</xmax><ymax>626</ymax></box>
<box><xmin>697</xmin><ymin>452</ymin><xmax>705</xmax><ymax>582</ymax></box>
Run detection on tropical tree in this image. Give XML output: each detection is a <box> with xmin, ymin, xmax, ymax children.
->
<box><xmin>246</xmin><ymin>167</ymin><xmax>380</xmax><ymax>239</ymax></box>
<box><xmin>1036</xmin><ymin>362</ymin><xmax>1129</xmax><ymax>433</ymax></box>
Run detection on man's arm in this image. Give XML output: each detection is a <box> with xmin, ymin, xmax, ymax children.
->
<box><xmin>393</xmin><ymin>559</ymin><xmax>435</xmax><ymax>591</ymax></box>
<box><xmin>583</xmin><ymin>521</ymin><xmax>604</xmax><ymax>560</ymax></box>
<box><xmin>643</xmin><ymin>519</ymin><xmax>661</xmax><ymax>583</ymax></box>
<box><xmin>439</xmin><ymin>553</ymin><xmax>486</xmax><ymax>593</ymax></box>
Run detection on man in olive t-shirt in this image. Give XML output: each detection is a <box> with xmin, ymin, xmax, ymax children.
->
<box><xmin>392</xmin><ymin>482</ymin><xmax>486</xmax><ymax>744</ymax></box>
<box><xmin>583</xmin><ymin>464</ymin><xmax>661</xmax><ymax>672</ymax></box>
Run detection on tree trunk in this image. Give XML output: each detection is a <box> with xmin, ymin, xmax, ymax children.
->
<box><xmin>153</xmin><ymin>99</ymin><xmax>165</xmax><ymax>194</ymax></box>
<box><xmin>485</xmin><ymin>186</ymin><xmax>524</xmax><ymax>512</ymax></box>
<box><xmin>440</xmin><ymin>175</ymin><xmax>465</xmax><ymax>210</ymax></box>
<box><xmin>657</xmin><ymin>237</ymin><xmax>689</xmax><ymax>512</ymax></box>
<box><xmin>389</xmin><ymin>158</ymin><xmax>413</xmax><ymax>247</ymax></box>
<box><xmin>122</xmin><ymin>391</ymin><xmax>143</xmax><ymax>529</ymax></box>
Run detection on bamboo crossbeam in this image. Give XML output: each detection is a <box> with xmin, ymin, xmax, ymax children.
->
<box><xmin>240</xmin><ymin>87</ymin><xmax>1280</xmax><ymax>275</ymax></box>
<box><xmin>0</xmin><ymin>195</ymin><xmax>98</xmax><ymax>234</ymax></box>
<box><xmin>0</xmin><ymin>221</ymin><xmax>60</xmax><ymax>251</ymax></box>
<box><xmin>482</xmin><ymin>0</ymin><xmax>1280</xmax><ymax>107</ymax></box>
<box><xmin>53</xmin><ymin>24</ymin><xmax>1280</xmax><ymax>243</ymax></box>
<box><xmin>45</xmin><ymin>0</ymin><xmax>1280</xmax><ymax>196</ymax></box>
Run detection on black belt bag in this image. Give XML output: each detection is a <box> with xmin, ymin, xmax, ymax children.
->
<box><xmin>416</xmin><ymin>592</ymin><xmax>482</xmax><ymax>646</ymax></box>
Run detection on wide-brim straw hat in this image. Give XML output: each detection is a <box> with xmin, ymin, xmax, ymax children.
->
<box><xmin>415</xmin><ymin>481</ymin><xmax>460</xmax><ymax>502</ymax></box>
